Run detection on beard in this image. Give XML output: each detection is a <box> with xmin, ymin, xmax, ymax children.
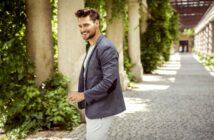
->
<box><xmin>81</xmin><ymin>28</ymin><xmax>96</xmax><ymax>41</ymax></box>
<box><xmin>86</xmin><ymin>31</ymin><xmax>96</xmax><ymax>40</ymax></box>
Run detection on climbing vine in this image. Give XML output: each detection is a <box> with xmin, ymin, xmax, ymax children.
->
<box><xmin>0</xmin><ymin>1</ymin><xmax>80</xmax><ymax>139</ymax></box>
<box><xmin>85</xmin><ymin>0</ymin><xmax>135</xmax><ymax>81</ymax></box>
<box><xmin>140</xmin><ymin>0</ymin><xmax>179</xmax><ymax>73</ymax></box>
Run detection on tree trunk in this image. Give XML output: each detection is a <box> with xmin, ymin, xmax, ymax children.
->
<box><xmin>26</xmin><ymin>0</ymin><xmax>54</xmax><ymax>86</ymax></box>
<box><xmin>128</xmin><ymin>0</ymin><xmax>143</xmax><ymax>82</ymax></box>
<box><xmin>106</xmin><ymin>0</ymin><xmax>129</xmax><ymax>90</ymax></box>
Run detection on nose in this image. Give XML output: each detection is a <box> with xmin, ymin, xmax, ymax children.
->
<box><xmin>79</xmin><ymin>26</ymin><xmax>86</xmax><ymax>33</ymax></box>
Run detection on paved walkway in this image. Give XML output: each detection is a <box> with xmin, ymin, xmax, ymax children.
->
<box><xmin>23</xmin><ymin>53</ymin><xmax>214</xmax><ymax>140</ymax></box>
<box><xmin>67</xmin><ymin>53</ymin><xmax>214</xmax><ymax>140</ymax></box>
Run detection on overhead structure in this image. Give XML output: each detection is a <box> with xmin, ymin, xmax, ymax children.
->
<box><xmin>171</xmin><ymin>0</ymin><xmax>214</xmax><ymax>29</ymax></box>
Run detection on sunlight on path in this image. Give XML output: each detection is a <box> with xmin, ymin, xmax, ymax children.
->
<box><xmin>129</xmin><ymin>53</ymin><xmax>181</xmax><ymax>92</ymax></box>
<box><xmin>118</xmin><ymin>53</ymin><xmax>181</xmax><ymax>116</ymax></box>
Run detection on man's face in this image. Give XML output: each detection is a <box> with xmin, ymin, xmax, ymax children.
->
<box><xmin>78</xmin><ymin>16</ymin><xmax>98</xmax><ymax>41</ymax></box>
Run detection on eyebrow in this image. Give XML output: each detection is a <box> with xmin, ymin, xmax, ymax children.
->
<box><xmin>78</xmin><ymin>23</ymin><xmax>89</xmax><ymax>27</ymax></box>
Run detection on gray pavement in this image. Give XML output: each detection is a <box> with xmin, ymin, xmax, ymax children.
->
<box><xmin>3</xmin><ymin>53</ymin><xmax>213</xmax><ymax>140</ymax></box>
<box><xmin>67</xmin><ymin>53</ymin><xmax>214</xmax><ymax>140</ymax></box>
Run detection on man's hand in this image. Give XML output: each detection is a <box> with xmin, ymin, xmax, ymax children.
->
<box><xmin>68</xmin><ymin>91</ymin><xmax>85</xmax><ymax>103</ymax></box>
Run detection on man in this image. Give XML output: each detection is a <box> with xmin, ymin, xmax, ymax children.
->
<box><xmin>68</xmin><ymin>8</ymin><xmax>126</xmax><ymax>140</ymax></box>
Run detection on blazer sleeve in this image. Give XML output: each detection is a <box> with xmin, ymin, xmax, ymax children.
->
<box><xmin>77</xmin><ymin>66</ymin><xmax>86</xmax><ymax>109</ymax></box>
<box><xmin>83</xmin><ymin>45</ymin><xmax>118</xmax><ymax>105</ymax></box>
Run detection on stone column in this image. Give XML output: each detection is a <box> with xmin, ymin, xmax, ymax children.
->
<box><xmin>200</xmin><ymin>31</ymin><xmax>204</xmax><ymax>52</ymax></box>
<box><xmin>26</xmin><ymin>0</ymin><xmax>54</xmax><ymax>86</ymax></box>
<box><xmin>205</xmin><ymin>25</ymin><xmax>209</xmax><ymax>54</ymax></box>
<box><xmin>140</xmin><ymin>0</ymin><xmax>148</xmax><ymax>34</ymax></box>
<box><xmin>128</xmin><ymin>0</ymin><xmax>143</xmax><ymax>82</ymax></box>
<box><xmin>202</xmin><ymin>28</ymin><xmax>206</xmax><ymax>54</ymax></box>
<box><xmin>208</xmin><ymin>23</ymin><xmax>212</xmax><ymax>54</ymax></box>
<box><xmin>58</xmin><ymin>0</ymin><xmax>85</xmax><ymax>122</ymax></box>
<box><xmin>58</xmin><ymin>0</ymin><xmax>85</xmax><ymax>91</ymax></box>
<box><xmin>106</xmin><ymin>0</ymin><xmax>129</xmax><ymax>90</ymax></box>
<box><xmin>211</xmin><ymin>21</ymin><xmax>214</xmax><ymax>53</ymax></box>
<box><xmin>195</xmin><ymin>33</ymin><xmax>200</xmax><ymax>52</ymax></box>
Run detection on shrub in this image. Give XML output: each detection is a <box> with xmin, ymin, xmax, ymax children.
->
<box><xmin>0</xmin><ymin>1</ymin><xmax>80</xmax><ymax>139</ymax></box>
<box><xmin>140</xmin><ymin>0</ymin><xmax>179</xmax><ymax>73</ymax></box>
<box><xmin>1</xmin><ymin>70</ymin><xmax>80</xmax><ymax>139</ymax></box>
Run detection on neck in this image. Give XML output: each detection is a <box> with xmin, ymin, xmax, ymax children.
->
<box><xmin>88</xmin><ymin>31</ymin><xmax>101</xmax><ymax>46</ymax></box>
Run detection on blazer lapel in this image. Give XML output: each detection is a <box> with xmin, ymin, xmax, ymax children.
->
<box><xmin>84</xmin><ymin>34</ymin><xmax>104</xmax><ymax>89</ymax></box>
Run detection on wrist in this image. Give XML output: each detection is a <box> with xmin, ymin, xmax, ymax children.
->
<box><xmin>81</xmin><ymin>92</ymin><xmax>85</xmax><ymax>100</ymax></box>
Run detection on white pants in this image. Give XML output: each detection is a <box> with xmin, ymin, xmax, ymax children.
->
<box><xmin>85</xmin><ymin>116</ymin><xmax>113</xmax><ymax>140</ymax></box>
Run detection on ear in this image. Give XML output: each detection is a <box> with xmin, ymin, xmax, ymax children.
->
<box><xmin>95</xmin><ymin>20</ymin><xmax>99</xmax><ymax>27</ymax></box>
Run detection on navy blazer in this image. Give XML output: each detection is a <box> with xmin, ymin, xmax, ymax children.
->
<box><xmin>78</xmin><ymin>34</ymin><xmax>126</xmax><ymax>119</ymax></box>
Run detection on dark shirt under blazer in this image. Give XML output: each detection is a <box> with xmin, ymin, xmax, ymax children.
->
<box><xmin>78</xmin><ymin>34</ymin><xmax>126</xmax><ymax>119</ymax></box>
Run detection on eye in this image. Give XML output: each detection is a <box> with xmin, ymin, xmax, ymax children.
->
<box><xmin>83</xmin><ymin>24</ymin><xmax>89</xmax><ymax>27</ymax></box>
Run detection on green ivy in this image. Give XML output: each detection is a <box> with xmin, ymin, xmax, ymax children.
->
<box><xmin>85</xmin><ymin>0</ymin><xmax>126</xmax><ymax>19</ymax></box>
<box><xmin>123</xmin><ymin>6</ymin><xmax>136</xmax><ymax>81</ymax></box>
<box><xmin>85</xmin><ymin>0</ymin><xmax>107</xmax><ymax>33</ymax></box>
<box><xmin>85</xmin><ymin>0</ymin><xmax>135</xmax><ymax>81</ymax></box>
<box><xmin>51</xmin><ymin>0</ymin><xmax>59</xmax><ymax>68</ymax></box>
<box><xmin>140</xmin><ymin>0</ymin><xmax>179</xmax><ymax>73</ymax></box>
<box><xmin>0</xmin><ymin>1</ymin><xmax>80</xmax><ymax>139</ymax></box>
<box><xmin>197</xmin><ymin>52</ymin><xmax>214</xmax><ymax>71</ymax></box>
<box><xmin>111</xmin><ymin>0</ymin><xmax>127</xmax><ymax>20</ymax></box>
<box><xmin>85</xmin><ymin>0</ymin><xmax>127</xmax><ymax>33</ymax></box>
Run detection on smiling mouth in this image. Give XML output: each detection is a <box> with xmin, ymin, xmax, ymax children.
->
<box><xmin>81</xmin><ymin>32</ymin><xmax>88</xmax><ymax>35</ymax></box>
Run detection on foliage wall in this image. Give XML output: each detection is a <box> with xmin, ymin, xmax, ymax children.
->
<box><xmin>140</xmin><ymin>0</ymin><xmax>179</xmax><ymax>73</ymax></box>
<box><xmin>0</xmin><ymin>0</ymin><xmax>80</xmax><ymax>139</ymax></box>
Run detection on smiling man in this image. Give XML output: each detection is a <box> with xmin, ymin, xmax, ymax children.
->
<box><xmin>68</xmin><ymin>9</ymin><xmax>126</xmax><ymax>140</ymax></box>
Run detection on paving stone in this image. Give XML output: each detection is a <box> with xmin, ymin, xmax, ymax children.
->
<box><xmin>66</xmin><ymin>53</ymin><xmax>214</xmax><ymax>140</ymax></box>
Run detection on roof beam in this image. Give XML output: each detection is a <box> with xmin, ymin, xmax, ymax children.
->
<box><xmin>170</xmin><ymin>0</ymin><xmax>214</xmax><ymax>29</ymax></box>
<box><xmin>174</xmin><ymin>6</ymin><xmax>209</xmax><ymax>15</ymax></box>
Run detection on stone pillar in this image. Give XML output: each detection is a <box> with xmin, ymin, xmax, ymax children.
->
<box><xmin>196</xmin><ymin>33</ymin><xmax>200</xmax><ymax>52</ymax></box>
<box><xmin>140</xmin><ymin>0</ymin><xmax>148</xmax><ymax>34</ymax></box>
<box><xmin>197</xmin><ymin>32</ymin><xmax>200</xmax><ymax>52</ymax></box>
<box><xmin>205</xmin><ymin>25</ymin><xmax>209</xmax><ymax>54</ymax></box>
<box><xmin>26</xmin><ymin>0</ymin><xmax>54</xmax><ymax>86</ymax></box>
<box><xmin>201</xmin><ymin>31</ymin><xmax>203</xmax><ymax>52</ymax></box>
<box><xmin>106</xmin><ymin>0</ymin><xmax>129</xmax><ymax>90</ymax></box>
<box><xmin>211</xmin><ymin>21</ymin><xmax>214</xmax><ymax>53</ymax></box>
<box><xmin>208</xmin><ymin>23</ymin><xmax>212</xmax><ymax>54</ymax></box>
<box><xmin>128</xmin><ymin>0</ymin><xmax>143</xmax><ymax>82</ymax></box>
<box><xmin>202</xmin><ymin>28</ymin><xmax>206</xmax><ymax>54</ymax></box>
<box><xmin>58</xmin><ymin>0</ymin><xmax>85</xmax><ymax>91</ymax></box>
<box><xmin>58</xmin><ymin>0</ymin><xmax>85</xmax><ymax>122</ymax></box>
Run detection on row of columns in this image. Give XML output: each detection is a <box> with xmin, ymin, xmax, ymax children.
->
<box><xmin>57</xmin><ymin>0</ymin><xmax>147</xmax><ymax>121</ymax></box>
<box><xmin>58</xmin><ymin>0</ymin><xmax>148</xmax><ymax>91</ymax></box>
<box><xmin>194</xmin><ymin>4</ymin><xmax>214</xmax><ymax>55</ymax></box>
<box><xmin>25</xmin><ymin>0</ymin><xmax>146</xmax><ymax>121</ymax></box>
<box><xmin>26</xmin><ymin>0</ymin><xmax>148</xmax><ymax>90</ymax></box>
<box><xmin>194</xmin><ymin>22</ymin><xmax>214</xmax><ymax>54</ymax></box>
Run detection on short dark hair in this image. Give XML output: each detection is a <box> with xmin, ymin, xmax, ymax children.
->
<box><xmin>75</xmin><ymin>9</ymin><xmax>100</xmax><ymax>22</ymax></box>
